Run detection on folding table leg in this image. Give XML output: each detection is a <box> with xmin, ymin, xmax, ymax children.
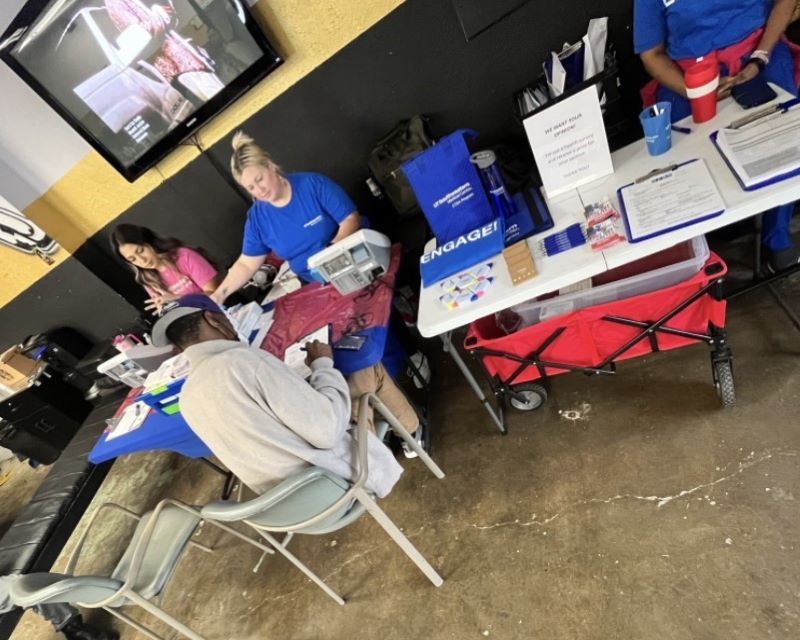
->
<box><xmin>440</xmin><ymin>332</ymin><xmax>506</xmax><ymax>434</ymax></box>
<box><xmin>728</xmin><ymin>212</ymin><xmax>800</xmax><ymax>334</ymax></box>
<box><xmin>753</xmin><ymin>213</ymin><xmax>763</xmax><ymax>280</ymax></box>
<box><xmin>199</xmin><ymin>458</ymin><xmax>238</xmax><ymax>499</ymax></box>
<box><xmin>767</xmin><ymin>283</ymin><xmax>800</xmax><ymax>332</ymax></box>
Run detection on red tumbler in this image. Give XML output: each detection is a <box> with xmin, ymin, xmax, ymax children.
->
<box><xmin>684</xmin><ymin>60</ymin><xmax>719</xmax><ymax>123</ymax></box>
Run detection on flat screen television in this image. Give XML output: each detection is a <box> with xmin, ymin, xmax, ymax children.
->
<box><xmin>0</xmin><ymin>0</ymin><xmax>282</xmax><ymax>181</ymax></box>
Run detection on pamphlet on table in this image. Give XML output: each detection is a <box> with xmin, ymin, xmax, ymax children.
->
<box><xmin>106</xmin><ymin>401</ymin><xmax>149</xmax><ymax>441</ymax></box>
<box><xmin>143</xmin><ymin>354</ymin><xmax>191</xmax><ymax>392</ymax></box>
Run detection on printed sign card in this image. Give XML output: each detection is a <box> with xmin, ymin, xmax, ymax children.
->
<box><xmin>522</xmin><ymin>86</ymin><xmax>613</xmax><ymax>198</ymax></box>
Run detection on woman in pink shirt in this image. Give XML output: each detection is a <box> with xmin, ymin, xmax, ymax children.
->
<box><xmin>111</xmin><ymin>224</ymin><xmax>220</xmax><ymax>314</ymax></box>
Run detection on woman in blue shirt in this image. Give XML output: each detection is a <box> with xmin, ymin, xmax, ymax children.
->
<box><xmin>634</xmin><ymin>0</ymin><xmax>800</xmax><ymax>271</ymax></box>
<box><xmin>211</xmin><ymin>131</ymin><xmax>361</xmax><ymax>302</ymax></box>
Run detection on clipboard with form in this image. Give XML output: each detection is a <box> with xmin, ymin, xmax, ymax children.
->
<box><xmin>616</xmin><ymin>159</ymin><xmax>726</xmax><ymax>243</ymax></box>
<box><xmin>710</xmin><ymin>98</ymin><xmax>800</xmax><ymax>191</ymax></box>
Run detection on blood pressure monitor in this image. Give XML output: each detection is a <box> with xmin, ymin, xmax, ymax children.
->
<box><xmin>307</xmin><ymin>230</ymin><xmax>391</xmax><ymax>295</ymax></box>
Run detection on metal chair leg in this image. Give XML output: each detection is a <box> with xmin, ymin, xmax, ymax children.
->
<box><xmin>254</xmin><ymin>530</ymin><xmax>345</xmax><ymax>605</ymax></box>
<box><xmin>103</xmin><ymin>606</ymin><xmax>165</xmax><ymax>640</ymax></box>
<box><xmin>369</xmin><ymin>395</ymin><xmax>445</xmax><ymax>479</ymax></box>
<box><xmin>354</xmin><ymin>487</ymin><xmax>443</xmax><ymax>587</ymax></box>
<box><xmin>126</xmin><ymin>591</ymin><xmax>206</xmax><ymax>640</ymax></box>
<box><xmin>188</xmin><ymin>540</ymin><xmax>214</xmax><ymax>553</ymax></box>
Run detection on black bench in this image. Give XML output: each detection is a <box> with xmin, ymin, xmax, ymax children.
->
<box><xmin>0</xmin><ymin>394</ymin><xmax>123</xmax><ymax>639</ymax></box>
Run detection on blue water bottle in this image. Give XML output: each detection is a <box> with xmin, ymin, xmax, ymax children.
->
<box><xmin>470</xmin><ymin>150</ymin><xmax>516</xmax><ymax>219</ymax></box>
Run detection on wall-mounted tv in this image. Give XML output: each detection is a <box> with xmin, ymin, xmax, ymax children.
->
<box><xmin>0</xmin><ymin>0</ymin><xmax>282</xmax><ymax>181</ymax></box>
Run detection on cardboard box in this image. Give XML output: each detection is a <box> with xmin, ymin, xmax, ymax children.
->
<box><xmin>0</xmin><ymin>347</ymin><xmax>40</xmax><ymax>392</ymax></box>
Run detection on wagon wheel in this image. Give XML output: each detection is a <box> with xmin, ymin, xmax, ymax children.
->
<box><xmin>508</xmin><ymin>383</ymin><xmax>548</xmax><ymax>411</ymax></box>
<box><xmin>713</xmin><ymin>360</ymin><xmax>735</xmax><ymax>409</ymax></box>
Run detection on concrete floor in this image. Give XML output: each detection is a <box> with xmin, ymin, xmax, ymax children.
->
<box><xmin>10</xmin><ymin>249</ymin><xmax>800</xmax><ymax>640</ymax></box>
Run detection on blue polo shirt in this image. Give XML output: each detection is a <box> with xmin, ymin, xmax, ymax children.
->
<box><xmin>242</xmin><ymin>172</ymin><xmax>356</xmax><ymax>280</ymax></box>
<box><xmin>634</xmin><ymin>0</ymin><xmax>771</xmax><ymax>60</ymax></box>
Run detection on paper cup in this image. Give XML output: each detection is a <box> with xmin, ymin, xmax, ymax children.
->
<box><xmin>639</xmin><ymin>102</ymin><xmax>672</xmax><ymax>156</ymax></box>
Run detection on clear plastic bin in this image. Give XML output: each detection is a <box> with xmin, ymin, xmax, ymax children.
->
<box><xmin>510</xmin><ymin>235</ymin><xmax>710</xmax><ymax>327</ymax></box>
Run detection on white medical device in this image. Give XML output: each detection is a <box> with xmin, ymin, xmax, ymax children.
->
<box><xmin>307</xmin><ymin>230</ymin><xmax>392</xmax><ymax>295</ymax></box>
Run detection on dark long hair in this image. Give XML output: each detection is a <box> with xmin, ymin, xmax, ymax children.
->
<box><xmin>110</xmin><ymin>224</ymin><xmax>211</xmax><ymax>296</ymax></box>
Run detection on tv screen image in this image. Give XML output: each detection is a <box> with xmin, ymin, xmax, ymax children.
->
<box><xmin>1</xmin><ymin>0</ymin><xmax>282</xmax><ymax>180</ymax></box>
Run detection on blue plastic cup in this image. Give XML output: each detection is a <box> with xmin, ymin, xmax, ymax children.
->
<box><xmin>639</xmin><ymin>102</ymin><xmax>672</xmax><ymax>156</ymax></box>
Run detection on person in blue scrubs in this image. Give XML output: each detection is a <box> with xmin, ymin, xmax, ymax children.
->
<box><xmin>634</xmin><ymin>0</ymin><xmax>799</xmax><ymax>271</ymax></box>
<box><xmin>211</xmin><ymin>131</ymin><xmax>362</xmax><ymax>302</ymax></box>
<box><xmin>211</xmin><ymin>131</ymin><xmax>430</xmax><ymax>456</ymax></box>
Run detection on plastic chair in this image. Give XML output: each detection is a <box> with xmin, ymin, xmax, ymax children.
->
<box><xmin>200</xmin><ymin>393</ymin><xmax>446</xmax><ymax>605</ymax></box>
<box><xmin>8</xmin><ymin>499</ymin><xmax>279</xmax><ymax>640</ymax></box>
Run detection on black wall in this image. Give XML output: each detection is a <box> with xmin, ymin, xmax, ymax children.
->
<box><xmin>0</xmin><ymin>257</ymin><xmax>140</xmax><ymax>348</ymax></box>
<box><xmin>1</xmin><ymin>0</ymin><xmax>638</xmax><ymax>342</ymax></box>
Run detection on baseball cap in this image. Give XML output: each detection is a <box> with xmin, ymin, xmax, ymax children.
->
<box><xmin>151</xmin><ymin>294</ymin><xmax>223</xmax><ymax>347</ymax></box>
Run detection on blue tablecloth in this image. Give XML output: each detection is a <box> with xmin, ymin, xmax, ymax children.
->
<box><xmin>88</xmin><ymin>324</ymin><xmax>393</xmax><ymax>464</ymax></box>
<box><xmin>89</xmin><ymin>408</ymin><xmax>211</xmax><ymax>464</ymax></box>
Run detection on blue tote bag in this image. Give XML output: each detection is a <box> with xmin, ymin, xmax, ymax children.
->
<box><xmin>402</xmin><ymin>129</ymin><xmax>496</xmax><ymax>243</ymax></box>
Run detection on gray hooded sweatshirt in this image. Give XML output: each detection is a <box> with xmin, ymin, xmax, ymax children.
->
<box><xmin>179</xmin><ymin>340</ymin><xmax>402</xmax><ymax>497</ymax></box>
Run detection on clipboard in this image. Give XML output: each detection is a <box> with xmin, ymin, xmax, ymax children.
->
<box><xmin>710</xmin><ymin>98</ymin><xmax>800</xmax><ymax>192</ymax></box>
<box><xmin>616</xmin><ymin>159</ymin><xmax>725</xmax><ymax>243</ymax></box>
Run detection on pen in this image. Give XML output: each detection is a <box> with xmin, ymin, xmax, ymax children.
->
<box><xmin>671</xmin><ymin>125</ymin><xmax>691</xmax><ymax>134</ymax></box>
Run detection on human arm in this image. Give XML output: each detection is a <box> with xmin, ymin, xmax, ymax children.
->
<box><xmin>639</xmin><ymin>39</ymin><xmax>743</xmax><ymax>100</ymax></box>
<box><xmin>728</xmin><ymin>0</ymin><xmax>797</xmax><ymax>87</ymax></box>
<box><xmin>640</xmin><ymin>43</ymin><xmax>688</xmax><ymax>97</ymax></box>
<box><xmin>634</xmin><ymin>0</ymin><xmax>687</xmax><ymax>97</ymax></box>
<box><xmin>202</xmin><ymin>277</ymin><xmax>221</xmax><ymax>295</ymax></box>
<box><xmin>210</xmin><ymin>254</ymin><xmax>265</xmax><ymax>305</ymax></box>
<box><xmin>142</xmin><ymin>282</ymin><xmax>176</xmax><ymax>315</ymax></box>
<box><xmin>255</xmin><ymin>346</ymin><xmax>351</xmax><ymax>449</ymax></box>
<box><xmin>330</xmin><ymin>212</ymin><xmax>360</xmax><ymax>244</ymax></box>
<box><xmin>175</xmin><ymin>247</ymin><xmax>222</xmax><ymax>296</ymax></box>
<box><xmin>314</xmin><ymin>174</ymin><xmax>361</xmax><ymax>244</ymax></box>
<box><xmin>144</xmin><ymin>292</ymin><xmax>178</xmax><ymax>314</ymax></box>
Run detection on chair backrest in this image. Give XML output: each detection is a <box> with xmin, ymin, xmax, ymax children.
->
<box><xmin>243</xmin><ymin>470</ymin><xmax>352</xmax><ymax>533</ymax></box>
<box><xmin>203</xmin><ymin>468</ymin><xmax>362</xmax><ymax>535</ymax></box>
<box><xmin>9</xmin><ymin>573</ymin><xmax>122</xmax><ymax>608</ymax></box>
<box><xmin>111</xmin><ymin>505</ymin><xmax>200</xmax><ymax>600</ymax></box>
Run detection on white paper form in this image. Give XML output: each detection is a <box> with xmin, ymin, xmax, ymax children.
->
<box><xmin>618</xmin><ymin>160</ymin><xmax>725</xmax><ymax>242</ymax></box>
<box><xmin>106</xmin><ymin>401</ymin><xmax>149</xmax><ymax>441</ymax></box>
<box><xmin>716</xmin><ymin>106</ymin><xmax>800</xmax><ymax>188</ymax></box>
<box><xmin>283</xmin><ymin>325</ymin><xmax>330</xmax><ymax>379</ymax></box>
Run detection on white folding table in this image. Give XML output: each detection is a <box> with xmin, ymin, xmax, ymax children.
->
<box><xmin>417</xmin><ymin>85</ymin><xmax>800</xmax><ymax>433</ymax></box>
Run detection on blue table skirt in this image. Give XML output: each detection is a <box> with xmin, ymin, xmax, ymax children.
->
<box><xmin>89</xmin><ymin>408</ymin><xmax>211</xmax><ymax>464</ymax></box>
<box><xmin>88</xmin><ymin>324</ymin><xmax>396</xmax><ymax>464</ymax></box>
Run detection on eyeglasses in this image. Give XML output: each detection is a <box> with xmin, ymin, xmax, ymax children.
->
<box><xmin>343</xmin><ymin>312</ymin><xmax>374</xmax><ymax>336</ymax></box>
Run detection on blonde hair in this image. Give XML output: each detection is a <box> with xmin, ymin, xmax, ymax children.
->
<box><xmin>230</xmin><ymin>131</ymin><xmax>279</xmax><ymax>181</ymax></box>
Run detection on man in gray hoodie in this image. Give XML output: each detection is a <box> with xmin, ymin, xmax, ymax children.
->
<box><xmin>151</xmin><ymin>295</ymin><xmax>416</xmax><ymax>498</ymax></box>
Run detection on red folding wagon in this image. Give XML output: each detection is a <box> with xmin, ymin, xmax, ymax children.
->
<box><xmin>463</xmin><ymin>253</ymin><xmax>734</xmax><ymax>424</ymax></box>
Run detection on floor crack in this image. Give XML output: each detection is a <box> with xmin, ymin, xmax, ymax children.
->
<box><xmin>470</xmin><ymin>448</ymin><xmax>797</xmax><ymax>530</ymax></box>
